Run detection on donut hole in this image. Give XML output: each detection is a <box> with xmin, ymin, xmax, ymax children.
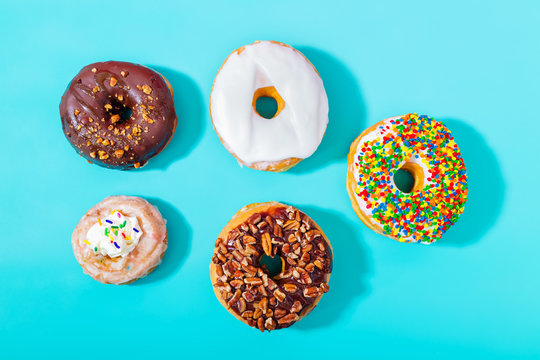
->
<box><xmin>259</xmin><ymin>254</ymin><xmax>283</xmax><ymax>278</ymax></box>
<box><xmin>252</xmin><ymin>86</ymin><xmax>285</xmax><ymax>119</ymax></box>
<box><xmin>394</xmin><ymin>162</ymin><xmax>425</xmax><ymax>193</ymax></box>
<box><xmin>255</xmin><ymin>97</ymin><xmax>278</xmax><ymax>119</ymax></box>
<box><xmin>394</xmin><ymin>169</ymin><xmax>415</xmax><ymax>193</ymax></box>
<box><xmin>106</xmin><ymin>98</ymin><xmax>132</xmax><ymax>123</ymax></box>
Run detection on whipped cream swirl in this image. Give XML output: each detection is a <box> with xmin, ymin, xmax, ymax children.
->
<box><xmin>84</xmin><ymin>210</ymin><xmax>143</xmax><ymax>257</ymax></box>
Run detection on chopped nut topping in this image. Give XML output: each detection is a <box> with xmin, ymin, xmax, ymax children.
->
<box><xmin>142</xmin><ymin>85</ymin><xmax>152</xmax><ymax>94</ymax></box>
<box><xmin>114</xmin><ymin>149</ymin><xmax>124</xmax><ymax>158</ymax></box>
<box><xmin>92</xmin><ymin>85</ymin><xmax>99</xmax><ymax>93</ymax></box>
<box><xmin>120</xmin><ymin>71</ymin><xmax>128</xmax><ymax>77</ymax></box>
<box><xmin>98</xmin><ymin>151</ymin><xmax>109</xmax><ymax>160</ymax></box>
<box><xmin>109</xmin><ymin>77</ymin><xmax>117</xmax><ymax>87</ymax></box>
<box><xmin>211</xmin><ymin>206</ymin><xmax>332</xmax><ymax>331</ymax></box>
<box><xmin>74</xmin><ymin>109</ymin><xmax>80</xmax><ymax>116</ymax></box>
<box><xmin>134</xmin><ymin>162</ymin><xmax>140</xmax><ymax>168</ymax></box>
<box><xmin>91</xmin><ymin>68</ymin><xmax>97</xmax><ymax>73</ymax></box>
<box><xmin>89</xmin><ymin>152</ymin><xmax>96</xmax><ymax>158</ymax></box>
<box><xmin>104</xmin><ymin>104</ymin><xmax>112</xmax><ymax>110</ymax></box>
<box><xmin>110</xmin><ymin>115</ymin><xmax>120</xmax><ymax>123</ymax></box>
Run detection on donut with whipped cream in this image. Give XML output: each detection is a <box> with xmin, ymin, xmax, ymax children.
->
<box><xmin>210</xmin><ymin>41</ymin><xmax>329</xmax><ymax>172</ymax></box>
<box><xmin>72</xmin><ymin>196</ymin><xmax>167</xmax><ymax>284</ymax></box>
<box><xmin>210</xmin><ymin>202</ymin><xmax>332</xmax><ymax>331</ymax></box>
<box><xmin>347</xmin><ymin>114</ymin><xmax>468</xmax><ymax>244</ymax></box>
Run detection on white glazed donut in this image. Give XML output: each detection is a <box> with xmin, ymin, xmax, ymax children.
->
<box><xmin>210</xmin><ymin>40</ymin><xmax>329</xmax><ymax>172</ymax></box>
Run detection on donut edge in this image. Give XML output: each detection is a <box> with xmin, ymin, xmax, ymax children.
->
<box><xmin>209</xmin><ymin>201</ymin><xmax>333</xmax><ymax>330</ymax></box>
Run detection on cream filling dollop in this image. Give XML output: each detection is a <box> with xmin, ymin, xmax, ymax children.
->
<box><xmin>83</xmin><ymin>210</ymin><xmax>143</xmax><ymax>257</ymax></box>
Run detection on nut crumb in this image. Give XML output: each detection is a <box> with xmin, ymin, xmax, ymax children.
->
<box><xmin>109</xmin><ymin>77</ymin><xmax>117</xmax><ymax>87</ymax></box>
<box><xmin>91</xmin><ymin>68</ymin><xmax>97</xmax><ymax>73</ymax></box>
<box><xmin>142</xmin><ymin>85</ymin><xmax>152</xmax><ymax>94</ymax></box>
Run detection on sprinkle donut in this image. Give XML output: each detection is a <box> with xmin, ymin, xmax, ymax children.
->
<box><xmin>347</xmin><ymin>114</ymin><xmax>468</xmax><ymax>244</ymax></box>
<box><xmin>210</xmin><ymin>202</ymin><xmax>332</xmax><ymax>331</ymax></box>
<box><xmin>60</xmin><ymin>61</ymin><xmax>177</xmax><ymax>170</ymax></box>
<box><xmin>210</xmin><ymin>41</ymin><xmax>329</xmax><ymax>172</ymax></box>
<box><xmin>72</xmin><ymin>196</ymin><xmax>168</xmax><ymax>284</ymax></box>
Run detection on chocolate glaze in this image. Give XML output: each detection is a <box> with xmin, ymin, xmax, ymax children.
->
<box><xmin>212</xmin><ymin>205</ymin><xmax>332</xmax><ymax>331</ymax></box>
<box><xmin>59</xmin><ymin>61</ymin><xmax>177</xmax><ymax>169</ymax></box>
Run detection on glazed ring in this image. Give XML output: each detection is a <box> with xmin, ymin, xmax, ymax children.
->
<box><xmin>72</xmin><ymin>196</ymin><xmax>167</xmax><ymax>284</ymax></box>
<box><xmin>60</xmin><ymin>61</ymin><xmax>177</xmax><ymax>170</ymax></box>
<box><xmin>210</xmin><ymin>202</ymin><xmax>332</xmax><ymax>331</ymax></box>
<box><xmin>347</xmin><ymin>113</ymin><xmax>468</xmax><ymax>244</ymax></box>
<box><xmin>210</xmin><ymin>40</ymin><xmax>329</xmax><ymax>172</ymax></box>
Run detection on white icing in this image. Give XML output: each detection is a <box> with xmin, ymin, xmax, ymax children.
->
<box><xmin>210</xmin><ymin>41</ymin><xmax>329</xmax><ymax>165</ymax></box>
<box><xmin>351</xmin><ymin>116</ymin><xmax>434</xmax><ymax>243</ymax></box>
<box><xmin>84</xmin><ymin>210</ymin><xmax>143</xmax><ymax>257</ymax></box>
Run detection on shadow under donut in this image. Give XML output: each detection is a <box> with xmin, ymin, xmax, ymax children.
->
<box><xmin>292</xmin><ymin>205</ymin><xmax>372</xmax><ymax>330</ymax></box>
<box><xmin>141</xmin><ymin>66</ymin><xmax>204</xmax><ymax>171</ymax></box>
<box><xmin>133</xmin><ymin>197</ymin><xmax>191</xmax><ymax>285</ymax></box>
<box><xmin>290</xmin><ymin>47</ymin><xmax>367</xmax><ymax>174</ymax></box>
<box><xmin>435</xmin><ymin>119</ymin><xmax>505</xmax><ymax>247</ymax></box>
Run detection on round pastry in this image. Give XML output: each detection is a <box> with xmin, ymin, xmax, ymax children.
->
<box><xmin>210</xmin><ymin>202</ymin><xmax>332</xmax><ymax>331</ymax></box>
<box><xmin>60</xmin><ymin>61</ymin><xmax>177</xmax><ymax>170</ymax></box>
<box><xmin>209</xmin><ymin>40</ymin><xmax>329</xmax><ymax>172</ymax></box>
<box><xmin>72</xmin><ymin>195</ymin><xmax>167</xmax><ymax>284</ymax></box>
<box><xmin>347</xmin><ymin>113</ymin><xmax>468</xmax><ymax>244</ymax></box>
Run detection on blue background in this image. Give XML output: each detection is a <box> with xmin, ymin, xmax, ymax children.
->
<box><xmin>1</xmin><ymin>0</ymin><xmax>539</xmax><ymax>358</ymax></box>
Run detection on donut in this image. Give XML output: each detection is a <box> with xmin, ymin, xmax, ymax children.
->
<box><xmin>209</xmin><ymin>41</ymin><xmax>329</xmax><ymax>172</ymax></box>
<box><xmin>210</xmin><ymin>202</ymin><xmax>332</xmax><ymax>331</ymax></box>
<box><xmin>60</xmin><ymin>61</ymin><xmax>177</xmax><ymax>170</ymax></box>
<box><xmin>347</xmin><ymin>114</ymin><xmax>468</xmax><ymax>244</ymax></box>
<box><xmin>72</xmin><ymin>196</ymin><xmax>167</xmax><ymax>284</ymax></box>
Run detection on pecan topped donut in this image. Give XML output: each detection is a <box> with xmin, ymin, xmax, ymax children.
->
<box><xmin>60</xmin><ymin>61</ymin><xmax>177</xmax><ymax>169</ymax></box>
<box><xmin>210</xmin><ymin>202</ymin><xmax>332</xmax><ymax>331</ymax></box>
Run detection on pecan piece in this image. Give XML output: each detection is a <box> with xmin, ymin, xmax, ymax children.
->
<box><xmin>283</xmin><ymin>220</ymin><xmax>300</xmax><ymax>231</ymax></box>
<box><xmin>306</xmin><ymin>229</ymin><xmax>321</xmax><ymax>241</ymax></box>
<box><xmin>227</xmin><ymin>290</ymin><xmax>242</xmax><ymax>307</ymax></box>
<box><xmin>241</xmin><ymin>310</ymin><xmax>254</xmax><ymax>319</ymax></box>
<box><xmin>265</xmin><ymin>317</ymin><xmax>276</xmax><ymax>330</ymax></box>
<box><xmin>242</xmin><ymin>291</ymin><xmax>255</xmax><ymax>302</ymax></box>
<box><xmin>291</xmin><ymin>301</ymin><xmax>302</xmax><ymax>313</ymax></box>
<box><xmin>257</xmin><ymin>317</ymin><xmax>265</xmax><ymax>332</ymax></box>
<box><xmin>320</xmin><ymin>283</ymin><xmax>330</xmax><ymax>293</ymax></box>
<box><xmin>237</xmin><ymin>297</ymin><xmax>247</xmax><ymax>313</ymax></box>
<box><xmin>259</xmin><ymin>297</ymin><xmax>268</xmax><ymax>312</ymax></box>
<box><xmin>277</xmin><ymin>313</ymin><xmax>299</xmax><ymax>325</ymax></box>
<box><xmin>303</xmin><ymin>287</ymin><xmax>319</xmax><ymax>298</ymax></box>
<box><xmin>230</xmin><ymin>279</ymin><xmax>243</xmax><ymax>289</ymax></box>
<box><xmin>283</xmin><ymin>283</ymin><xmax>297</xmax><ymax>293</ymax></box>
<box><xmin>273</xmin><ymin>225</ymin><xmax>283</xmax><ymax>237</ymax></box>
<box><xmin>282</xmin><ymin>243</ymin><xmax>290</xmax><ymax>254</ymax></box>
<box><xmin>253</xmin><ymin>308</ymin><xmax>263</xmax><ymax>319</ymax></box>
<box><xmin>273</xmin><ymin>289</ymin><xmax>286</xmax><ymax>302</ymax></box>
<box><xmin>244</xmin><ymin>277</ymin><xmax>263</xmax><ymax>286</ymax></box>
<box><xmin>274</xmin><ymin>308</ymin><xmax>287</xmax><ymax>319</ymax></box>
<box><xmin>247</xmin><ymin>213</ymin><xmax>261</xmax><ymax>224</ymax></box>
<box><xmin>314</xmin><ymin>259</ymin><xmax>324</xmax><ymax>269</ymax></box>
<box><xmin>302</xmin><ymin>244</ymin><xmax>313</xmax><ymax>253</ymax></box>
<box><xmin>242</xmin><ymin>235</ymin><xmax>256</xmax><ymax>244</ymax></box>
<box><xmin>261</xmin><ymin>232</ymin><xmax>272</xmax><ymax>256</ymax></box>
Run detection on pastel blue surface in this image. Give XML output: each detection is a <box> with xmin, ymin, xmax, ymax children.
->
<box><xmin>1</xmin><ymin>0</ymin><xmax>539</xmax><ymax>358</ymax></box>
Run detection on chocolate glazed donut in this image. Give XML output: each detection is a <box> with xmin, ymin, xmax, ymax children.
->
<box><xmin>211</xmin><ymin>202</ymin><xmax>332</xmax><ymax>331</ymax></box>
<box><xmin>60</xmin><ymin>61</ymin><xmax>177</xmax><ymax>169</ymax></box>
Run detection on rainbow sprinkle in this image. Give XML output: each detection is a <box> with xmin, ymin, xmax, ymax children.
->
<box><xmin>353</xmin><ymin>114</ymin><xmax>468</xmax><ymax>243</ymax></box>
